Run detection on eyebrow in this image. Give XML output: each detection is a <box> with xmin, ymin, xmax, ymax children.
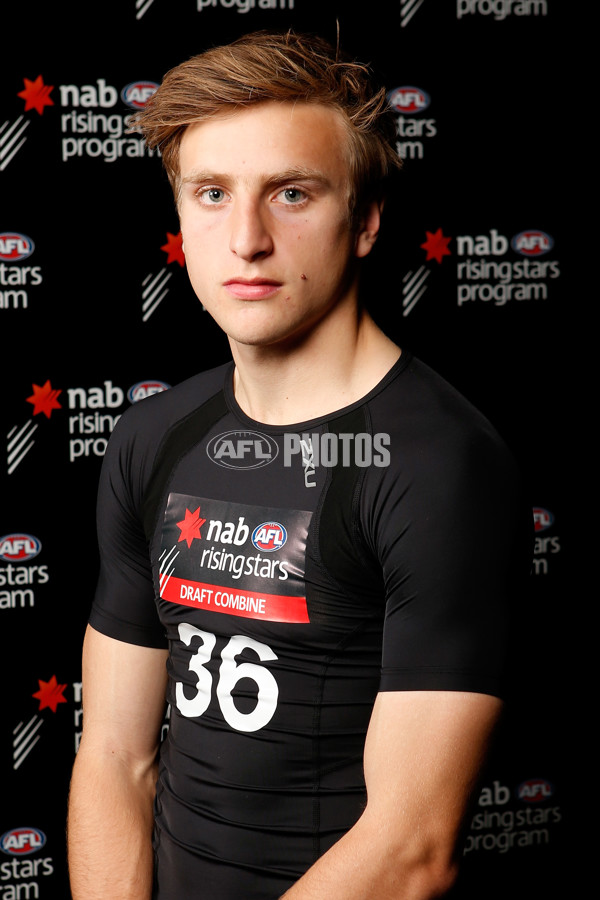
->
<box><xmin>180</xmin><ymin>167</ymin><xmax>333</xmax><ymax>189</ymax></box>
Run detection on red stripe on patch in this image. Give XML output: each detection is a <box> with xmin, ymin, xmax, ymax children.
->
<box><xmin>161</xmin><ymin>575</ymin><xmax>309</xmax><ymax>623</ymax></box>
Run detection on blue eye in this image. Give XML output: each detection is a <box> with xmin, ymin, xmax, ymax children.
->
<box><xmin>196</xmin><ymin>187</ymin><xmax>226</xmax><ymax>205</ymax></box>
<box><xmin>282</xmin><ymin>188</ymin><xmax>304</xmax><ymax>203</ymax></box>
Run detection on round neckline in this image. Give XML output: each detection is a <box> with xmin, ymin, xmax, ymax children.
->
<box><xmin>223</xmin><ymin>350</ymin><xmax>411</xmax><ymax>433</ymax></box>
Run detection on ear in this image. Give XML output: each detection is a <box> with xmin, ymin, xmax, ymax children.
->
<box><xmin>354</xmin><ymin>199</ymin><xmax>384</xmax><ymax>259</ymax></box>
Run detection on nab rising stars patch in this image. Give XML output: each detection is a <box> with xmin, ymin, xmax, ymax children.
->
<box><xmin>159</xmin><ymin>494</ymin><xmax>312</xmax><ymax>623</ymax></box>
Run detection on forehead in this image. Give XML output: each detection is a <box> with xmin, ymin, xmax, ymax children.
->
<box><xmin>178</xmin><ymin>101</ymin><xmax>352</xmax><ymax>182</ymax></box>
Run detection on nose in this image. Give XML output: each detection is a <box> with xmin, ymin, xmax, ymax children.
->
<box><xmin>229</xmin><ymin>197</ymin><xmax>274</xmax><ymax>261</ymax></box>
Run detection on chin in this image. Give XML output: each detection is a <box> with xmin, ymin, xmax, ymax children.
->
<box><xmin>230</xmin><ymin>331</ymin><xmax>288</xmax><ymax>348</ymax></box>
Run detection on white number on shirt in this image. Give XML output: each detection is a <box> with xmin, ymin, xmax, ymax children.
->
<box><xmin>175</xmin><ymin>624</ymin><xmax>279</xmax><ymax>733</ymax></box>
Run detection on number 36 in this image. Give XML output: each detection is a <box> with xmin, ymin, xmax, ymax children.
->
<box><xmin>175</xmin><ymin>622</ymin><xmax>279</xmax><ymax>733</ymax></box>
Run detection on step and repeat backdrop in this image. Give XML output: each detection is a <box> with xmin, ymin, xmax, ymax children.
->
<box><xmin>2</xmin><ymin>2</ymin><xmax>570</xmax><ymax>897</ymax></box>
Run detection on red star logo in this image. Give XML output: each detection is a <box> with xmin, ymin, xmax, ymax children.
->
<box><xmin>421</xmin><ymin>228</ymin><xmax>452</xmax><ymax>264</ymax></box>
<box><xmin>177</xmin><ymin>507</ymin><xmax>207</xmax><ymax>547</ymax></box>
<box><xmin>161</xmin><ymin>231</ymin><xmax>185</xmax><ymax>267</ymax></box>
<box><xmin>26</xmin><ymin>380</ymin><xmax>62</xmax><ymax>418</ymax></box>
<box><xmin>17</xmin><ymin>75</ymin><xmax>54</xmax><ymax>115</ymax></box>
<box><xmin>32</xmin><ymin>675</ymin><xmax>68</xmax><ymax>713</ymax></box>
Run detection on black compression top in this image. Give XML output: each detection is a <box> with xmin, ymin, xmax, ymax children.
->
<box><xmin>89</xmin><ymin>351</ymin><xmax>530</xmax><ymax>899</ymax></box>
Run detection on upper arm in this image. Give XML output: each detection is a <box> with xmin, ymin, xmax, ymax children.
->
<box><xmin>362</xmin><ymin>690</ymin><xmax>502</xmax><ymax>864</ymax></box>
<box><xmin>79</xmin><ymin>624</ymin><xmax>169</xmax><ymax>762</ymax></box>
<box><xmin>374</xmin><ymin>416</ymin><xmax>529</xmax><ymax>698</ymax></box>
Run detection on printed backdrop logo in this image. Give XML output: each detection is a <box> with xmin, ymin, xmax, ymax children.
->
<box><xmin>135</xmin><ymin>0</ymin><xmax>158</xmax><ymax>18</ymax></box>
<box><xmin>421</xmin><ymin>228</ymin><xmax>452</xmax><ymax>264</ymax></box>
<box><xmin>402</xmin><ymin>225</ymin><xmax>560</xmax><ymax>316</ymax></box>
<box><xmin>1</xmin><ymin>72</ymin><xmax>159</xmax><ymax>168</ymax></box>
<box><xmin>26</xmin><ymin>380</ymin><xmax>62</xmax><ymax>418</ymax></box>
<box><xmin>0</xmin><ymin>826</ymin><xmax>55</xmax><ymax>892</ymax></box>
<box><xmin>58</xmin><ymin>77</ymin><xmax>158</xmax><ymax>163</ymax></box>
<box><xmin>511</xmin><ymin>230</ymin><xmax>553</xmax><ymax>256</ymax></box>
<box><xmin>142</xmin><ymin>231</ymin><xmax>185</xmax><ymax>321</ymax></box>
<box><xmin>0</xmin><ymin>827</ymin><xmax>46</xmax><ymax>856</ymax></box>
<box><xmin>121</xmin><ymin>81</ymin><xmax>159</xmax><ymax>109</ymax></box>
<box><xmin>7</xmin><ymin>380</ymin><xmax>60</xmax><ymax>474</ymax></box>
<box><xmin>456</xmin><ymin>228</ymin><xmax>560</xmax><ymax>307</ymax></box>
<box><xmin>457</xmin><ymin>0</ymin><xmax>548</xmax><ymax>21</ymax></box>
<box><xmin>128</xmin><ymin>380</ymin><xmax>171</xmax><ymax>403</ymax></box>
<box><xmin>400</xmin><ymin>2</ymin><xmax>549</xmax><ymax>31</ymax></box>
<box><xmin>196</xmin><ymin>0</ymin><xmax>296</xmax><ymax>12</ymax></box>
<box><xmin>387</xmin><ymin>85</ymin><xmax>437</xmax><ymax>161</ymax></box>
<box><xmin>518</xmin><ymin>778</ymin><xmax>554</xmax><ymax>802</ymax></box>
<box><xmin>400</xmin><ymin>0</ymin><xmax>427</xmax><ymax>27</ymax></box>
<box><xmin>0</xmin><ymin>231</ymin><xmax>44</xmax><ymax>312</ymax></box>
<box><xmin>0</xmin><ymin>232</ymin><xmax>34</xmax><ymax>261</ymax></box>
<box><xmin>1</xmin><ymin>75</ymin><xmax>53</xmax><ymax>171</ymax></box>
<box><xmin>136</xmin><ymin>0</ymin><xmax>296</xmax><ymax>19</ymax></box>
<box><xmin>0</xmin><ymin>533</ymin><xmax>49</xmax><ymax>612</ymax></box>
<box><xmin>465</xmin><ymin>776</ymin><xmax>561</xmax><ymax>856</ymax></box>
<box><xmin>0</xmin><ymin>534</ymin><xmax>41</xmax><ymax>562</ymax></box>
<box><xmin>401</xmin><ymin>228</ymin><xmax>451</xmax><ymax>316</ymax></box>
<box><xmin>532</xmin><ymin>507</ymin><xmax>560</xmax><ymax>575</ymax></box>
<box><xmin>388</xmin><ymin>86</ymin><xmax>430</xmax><ymax>114</ymax></box>
<box><xmin>18</xmin><ymin>76</ymin><xmax>54</xmax><ymax>115</ymax></box>
<box><xmin>12</xmin><ymin>675</ymin><xmax>67</xmax><ymax>770</ymax></box>
<box><xmin>6</xmin><ymin>378</ymin><xmax>169</xmax><ymax>473</ymax></box>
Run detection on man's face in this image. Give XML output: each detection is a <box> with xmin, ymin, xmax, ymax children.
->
<box><xmin>178</xmin><ymin>101</ymin><xmax>379</xmax><ymax>350</ymax></box>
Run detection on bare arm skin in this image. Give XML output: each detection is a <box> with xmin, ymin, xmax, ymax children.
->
<box><xmin>280</xmin><ymin>690</ymin><xmax>502</xmax><ymax>900</ymax></box>
<box><xmin>67</xmin><ymin>625</ymin><xmax>169</xmax><ymax>900</ymax></box>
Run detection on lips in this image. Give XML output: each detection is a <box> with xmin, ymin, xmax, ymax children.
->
<box><xmin>223</xmin><ymin>277</ymin><xmax>282</xmax><ymax>300</ymax></box>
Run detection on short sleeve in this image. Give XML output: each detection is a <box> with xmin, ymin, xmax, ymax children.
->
<box><xmin>366</xmin><ymin>367</ymin><xmax>531</xmax><ymax>698</ymax></box>
<box><xmin>89</xmin><ymin>409</ymin><xmax>167</xmax><ymax>649</ymax></box>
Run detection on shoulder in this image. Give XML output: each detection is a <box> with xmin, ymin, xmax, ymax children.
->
<box><xmin>361</xmin><ymin>354</ymin><xmax>525</xmax><ymax>537</ymax></box>
<box><xmin>99</xmin><ymin>362</ymin><xmax>232</xmax><ymax>502</ymax></box>
<box><xmin>359</xmin><ymin>354</ymin><xmax>531</xmax><ymax>588</ymax></box>
<box><xmin>108</xmin><ymin>362</ymin><xmax>230</xmax><ymax>450</ymax></box>
<box><xmin>370</xmin><ymin>353</ymin><xmax>515</xmax><ymax>471</ymax></box>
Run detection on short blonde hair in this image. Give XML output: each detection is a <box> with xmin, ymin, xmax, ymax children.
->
<box><xmin>130</xmin><ymin>30</ymin><xmax>401</xmax><ymax>219</ymax></box>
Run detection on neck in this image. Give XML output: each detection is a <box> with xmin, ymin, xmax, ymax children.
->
<box><xmin>230</xmin><ymin>304</ymin><xmax>400</xmax><ymax>426</ymax></box>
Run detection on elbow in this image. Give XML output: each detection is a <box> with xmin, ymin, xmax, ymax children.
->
<box><xmin>414</xmin><ymin>856</ymin><xmax>460</xmax><ymax>899</ymax></box>
<box><xmin>396</xmin><ymin>846</ymin><xmax>459</xmax><ymax>900</ymax></box>
<box><xmin>378</xmin><ymin>831</ymin><xmax>462</xmax><ymax>899</ymax></box>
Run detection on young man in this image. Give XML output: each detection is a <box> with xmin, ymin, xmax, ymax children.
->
<box><xmin>67</xmin><ymin>31</ymin><xmax>530</xmax><ymax>899</ymax></box>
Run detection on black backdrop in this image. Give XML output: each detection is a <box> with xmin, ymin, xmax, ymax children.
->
<box><xmin>2</xmin><ymin>2</ymin><xmax>570</xmax><ymax>896</ymax></box>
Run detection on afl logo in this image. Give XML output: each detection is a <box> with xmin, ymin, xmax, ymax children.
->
<box><xmin>252</xmin><ymin>522</ymin><xmax>287</xmax><ymax>552</ymax></box>
<box><xmin>0</xmin><ymin>534</ymin><xmax>41</xmax><ymax>562</ymax></box>
<box><xmin>532</xmin><ymin>508</ymin><xmax>554</xmax><ymax>533</ymax></box>
<box><xmin>206</xmin><ymin>431</ymin><xmax>278</xmax><ymax>469</ymax></box>
<box><xmin>127</xmin><ymin>380</ymin><xmax>170</xmax><ymax>403</ymax></box>
<box><xmin>120</xmin><ymin>81</ymin><xmax>159</xmax><ymax>109</ymax></box>
<box><xmin>517</xmin><ymin>778</ymin><xmax>553</xmax><ymax>803</ymax></box>
<box><xmin>511</xmin><ymin>230</ymin><xmax>553</xmax><ymax>257</ymax></box>
<box><xmin>1</xmin><ymin>827</ymin><xmax>46</xmax><ymax>856</ymax></box>
<box><xmin>387</xmin><ymin>86</ymin><xmax>430</xmax><ymax>114</ymax></box>
<box><xmin>0</xmin><ymin>232</ymin><xmax>34</xmax><ymax>261</ymax></box>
